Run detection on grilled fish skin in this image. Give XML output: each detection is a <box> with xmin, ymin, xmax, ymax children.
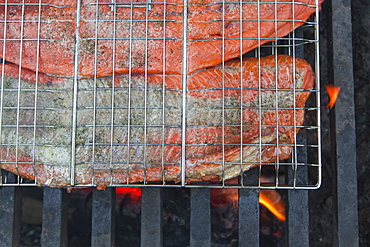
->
<box><xmin>0</xmin><ymin>0</ymin><xmax>322</xmax><ymax>81</ymax></box>
<box><xmin>0</xmin><ymin>55</ymin><xmax>314</xmax><ymax>188</ymax></box>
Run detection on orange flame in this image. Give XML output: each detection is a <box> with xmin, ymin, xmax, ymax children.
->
<box><xmin>211</xmin><ymin>186</ymin><xmax>285</xmax><ymax>223</ymax></box>
<box><xmin>115</xmin><ymin>185</ymin><xmax>286</xmax><ymax>222</ymax></box>
<box><xmin>259</xmin><ymin>190</ymin><xmax>286</xmax><ymax>221</ymax></box>
<box><xmin>325</xmin><ymin>84</ymin><xmax>341</xmax><ymax>109</ymax></box>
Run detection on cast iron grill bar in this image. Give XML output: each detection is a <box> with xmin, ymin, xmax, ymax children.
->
<box><xmin>141</xmin><ymin>188</ymin><xmax>163</xmax><ymax>246</ymax></box>
<box><xmin>239</xmin><ymin>168</ymin><xmax>260</xmax><ymax>246</ymax></box>
<box><xmin>238</xmin><ymin>189</ymin><xmax>259</xmax><ymax>246</ymax></box>
<box><xmin>190</xmin><ymin>188</ymin><xmax>211</xmax><ymax>246</ymax></box>
<box><xmin>0</xmin><ymin>174</ymin><xmax>22</xmax><ymax>247</ymax></box>
<box><xmin>287</xmin><ymin>135</ymin><xmax>309</xmax><ymax>246</ymax></box>
<box><xmin>328</xmin><ymin>0</ymin><xmax>359</xmax><ymax>246</ymax></box>
<box><xmin>286</xmin><ymin>29</ymin><xmax>309</xmax><ymax>247</ymax></box>
<box><xmin>41</xmin><ymin>188</ymin><xmax>68</xmax><ymax>247</ymax></box>
<box><xmin>91</xmin><ymin>188</ymin><xmax>116</xmax><ymax>246</ymax></box>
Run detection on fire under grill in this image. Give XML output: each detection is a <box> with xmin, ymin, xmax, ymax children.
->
<box><xmin>0</xmin><ymin>0</ymin><xmax>361</xmax><ymax>246</ymax></box>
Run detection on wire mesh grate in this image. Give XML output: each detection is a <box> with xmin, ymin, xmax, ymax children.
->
<box><xmin>0</xmin><ymin>0</ymin><xmax>321</xmax><ymax>189</ymax></box>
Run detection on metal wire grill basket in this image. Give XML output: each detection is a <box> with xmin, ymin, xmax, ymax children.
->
<box><xmin>0</xmin><ymin>0</ymin><xmax>321</xmax><ymax>189</ymax></box>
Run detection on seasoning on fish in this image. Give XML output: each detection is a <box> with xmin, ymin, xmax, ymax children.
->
<box><xmin>0</xmin><ymin>55</ymin><xmax>314</xmax><ymax>188</ymax></box>
<box><xmin>0</xmin><ymin>0</ymin><xmax>322</xmax><ymax>82</ymax></box>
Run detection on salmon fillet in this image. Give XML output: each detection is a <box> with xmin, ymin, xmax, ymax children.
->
<box><xmin>0</xmin><ymin>55</ymin><xmax>314</xmax><ymax>188</ymax></box>
<box><xmin>0</xmin><ymin>0</ymin><xmax>322</xmax><ymax>80</ymax></box>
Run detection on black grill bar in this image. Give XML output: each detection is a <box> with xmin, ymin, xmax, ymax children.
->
<box><xmin>41</xmin><ymin>188</ymin><xmax>68</xmax><ymax>247</ymax></box>
<box><xmin>287</xmin><ymin>153</ymin><xmax>309</xmax><ymax>247</ymax></box>
<box><xmin>238</xmin><ymin>189</ymin><xmax>259</xmax><ymax>246</ymax></box>
<box><xmin>239</xmin><ymin>166</ymin><xmax>260</xmax><ymax>246</ymax></box>
<box><xmin>287</xmin><ymin>188</ymin><xmax>309</xmax><ymax>246</ymax></box>
<box><xmin>141</xmin><ymin>188</ymin><xmax>163</xmax><ymax>247</ymax></box>
<box><xmin>286</xmin><ymin>35</ymin><xmax>309</xmax><ymax>246</ymax></box>
<box><xmin>190</xmin><ymin>188</ymin><xmax>211</xmax><ymax>246</ymax></box>
<box><xmin>91</xmin><ymin>188</ymin><xmax>116</xmax><ymax>247</ymax></box>
<box><xmin>0</xmin><ymin>183</ymin><xmax>22</xmax><ymax>247</ymax></box>
<box><xmin>328</xmin><ymin>0</ymin><xmax>359</xmax><ymax>246</ymax></box>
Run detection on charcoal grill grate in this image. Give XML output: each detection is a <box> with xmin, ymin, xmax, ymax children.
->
<box><xmin>0</xmin><ymin>0</ymin><xmax>321</xmax><ymax>189</ymax></box>
<box><xmin>0</xmin><ymin>1</ymin><xmax>361</xmax><ymax>246</ymax></box>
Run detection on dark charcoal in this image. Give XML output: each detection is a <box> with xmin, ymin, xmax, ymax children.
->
<box><xmin>20</xmin><ymin>224</ymin><xmax>41</xmax><ymax>246</ymax></box>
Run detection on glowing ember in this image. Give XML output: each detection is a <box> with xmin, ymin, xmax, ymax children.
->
<box><xmin>115</xmin><ymin>185</ymin><xmax>286</xmax><ymax>223</ymax></box>
<box><xmin>325</xmin><ymin>84</ymin><xmax>341</xmax><ymax>109</ymax></box>
<box><xmin>116</xmin><ymin>187</ymin><xmax>142</xmax><ymax>201</ymax></box>
<box><xmin>259</xmin><ymin>190</ymin><xmax>286</xmax><ymax>221</ymax></box>
<box><xmin>211</xmin><ymin>188</ymin><xmax>239</xmax><ymax>208</ymax></box>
